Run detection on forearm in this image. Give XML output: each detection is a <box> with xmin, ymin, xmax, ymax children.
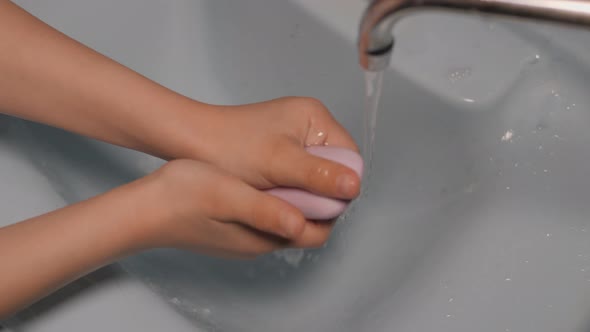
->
<box><xmin>0</xmin><ymin>1</ymin><xmax>212</xmax><ymax>159</ymax></box>
<box><xmin>0</xmin><ymin>177</ymin><xmax>157</xmax><ymax>318</ymax></box>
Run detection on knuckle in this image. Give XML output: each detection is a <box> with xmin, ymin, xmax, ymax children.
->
<box><xmin>284</xmin><ymin>96</ymin><xmax>327</xmax><ymax>114</ymax></box>
<box><xmin>249</xmin><ymin>205</ymin><xmax>271</xmax><ymax>233</ymax></box>
<box><xmin>299</xmin><ymin>97</ymin><xmax>326</xmax><ymax>110</ymax></box>
<box><xmin>303</xmin><ymin>160</ymin><xmax>330</xmax><ymax>186</ymax></box>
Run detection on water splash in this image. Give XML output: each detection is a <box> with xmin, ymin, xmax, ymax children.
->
<box><xmin>273</xmin><ymin>248</ymin><xmax>305</xmax><ymax>268</ymax></box>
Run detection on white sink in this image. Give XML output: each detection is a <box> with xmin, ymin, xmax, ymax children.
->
<box><xmin>4</xmin><ymin>0</ymin><xmax>590</xmax><ymax>331</ymax></box>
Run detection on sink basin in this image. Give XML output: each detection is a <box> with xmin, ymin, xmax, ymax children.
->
<box><xmin>4</xmin><ymin>0</ymin><xmax>590</xmax><ymax>331</ymax></box>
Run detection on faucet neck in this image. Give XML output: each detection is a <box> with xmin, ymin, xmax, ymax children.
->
<box><xmin>359</xmin><ymin>0</ymin><xmax>590</xmax><ymax>71</ymax></box>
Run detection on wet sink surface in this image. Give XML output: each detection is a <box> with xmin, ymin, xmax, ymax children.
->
<box><xmin>5</xmin><ymin>0</ymin><xmax>590</xmax><ymax>331</ymax></box>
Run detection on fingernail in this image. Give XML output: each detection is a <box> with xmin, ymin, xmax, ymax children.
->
<box><xmin>280</xmin><ymin>213</ymin><xmax>302</xmax><ymax>238</ymax></box>
<box><xmin>337</xmin><ymin>174</ymin><xmax>357</xmax><ymax>197</ymax></box>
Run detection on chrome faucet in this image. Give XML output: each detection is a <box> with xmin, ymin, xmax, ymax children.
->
<box><xmin>359</xmin><ymin>0</ymin><xmax>590</xmax><ymax>71</ymax></box>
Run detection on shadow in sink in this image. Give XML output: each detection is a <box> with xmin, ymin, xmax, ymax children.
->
<box><xmin>4</xmin><ymin>266</ymin><xmax>127</xmax><ymax>327</ymax></box>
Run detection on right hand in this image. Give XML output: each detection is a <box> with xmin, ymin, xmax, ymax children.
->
<box><xmin>137</xmin><ymin>159</ymin><xmax>333</xmax><ymax>259</ymax></box>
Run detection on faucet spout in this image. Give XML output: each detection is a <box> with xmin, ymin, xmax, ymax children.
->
<box><xmin>359</xmin><ymin>0</ymin><xmax>590</xmax><ymax>71</ymax></box>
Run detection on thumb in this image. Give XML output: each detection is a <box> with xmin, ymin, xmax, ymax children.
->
<box><xmin>268</xmin><ymin>144</ymin><xmax>361</xmax><ymax>200</ymax></box>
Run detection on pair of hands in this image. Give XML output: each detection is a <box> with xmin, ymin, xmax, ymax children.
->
<box><xmin>0</xmin><ymin>2</ymin><xmax>362</xmax><ymax>315</ymax></box>
<box><xmin>0</xmin><ymin>0</ymin><xmax>361</xmax><ymax>260</ymax></box>
<box><xmin>138</xmin><ymin>97</ymin><xmax>361</xmax><ymax>259</ymax></box>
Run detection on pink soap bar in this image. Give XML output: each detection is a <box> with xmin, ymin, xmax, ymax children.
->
<box><xmin>266</xmin><ymin>146</ymin><xmax>363</xmax><ymax>220</ymax></box>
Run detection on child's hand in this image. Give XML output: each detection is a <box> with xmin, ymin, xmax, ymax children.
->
<box><xmin>0</xmin><ymin>2</ymin><xmax>360</xmax><ymax>203</ymax></box>
<box><xmin>182</xmin><ymin>97</ymin><xmax>361</xmax><ymax>200</ymax></box>
<box><xmin>0</xmin><ymin>2</ymin><xmax>360</xmax><ymax>202</ymax></box>
<box><xmin>0</xmin><ymin>158</ymin><xmax>329</xmax><ymax>315</ymax></box>
<box><xmin>138</xmin><ymin>159</ymin><xmax>330</xmax><ymax>259</ymax></box>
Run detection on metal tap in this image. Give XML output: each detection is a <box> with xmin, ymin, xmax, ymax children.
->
<box><xmin>359</xmin><ymin>0</ymin><xmax>590</xmax><ymax>71</ymax></box>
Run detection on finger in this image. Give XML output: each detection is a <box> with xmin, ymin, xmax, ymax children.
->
<box><xmin>216</xmin><ymin>178</ymin><xmax>307</xmax><ymax>240</ymax></box>
<box><xmin>191</xmin><ymin>222</ymin><xmax>288</xmax><ymax>259</ymax></box>
<box><xmin>270</xmin><ymin>144</ymin><xmax>361</xmax><ymax>200</ymax></box>
<box><xmin>290</xmin><ymin>220</ymin><xmax>334</xmax><ymax>249</ymax></box>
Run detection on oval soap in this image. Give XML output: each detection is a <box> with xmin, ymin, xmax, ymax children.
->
<box><xmin>266</xmin><ymin>146</ymin><xmax>363</xmax><ymax>220</ymax></box>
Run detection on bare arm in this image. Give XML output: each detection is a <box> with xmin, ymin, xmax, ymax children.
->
<box><xmin>0</xmin><ymin>0</ymin><xmax>209</xmax><ymax>159</ymax></box>
<box><xmin>0</xmin><ymin>158</ymin><xmax>331</xmax><ymax>318</ymax></box>
<box><xmin>0</xmin><ymin>175</ymin><xmax>154</xmax><ymax>317</ymax></box>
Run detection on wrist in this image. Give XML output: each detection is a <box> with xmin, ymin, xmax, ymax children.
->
<box><xmin>116</xmin><ymin>171</ymin><xmax>186</xmax><ymax>251</ymax></box>
<box><xmin>98</xmin><ymin>177</ymin><xmax>170</xmax><ymax>254</ymax></box>
<box><xmin>132</xmin><ymin>96</ymin><xmax>223</xmax><ymax>161</ymax></box>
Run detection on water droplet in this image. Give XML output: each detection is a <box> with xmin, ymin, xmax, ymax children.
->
<box><xmin>546</xmin><ymin>233</ymin><xmax>552</xmax><ymax>238</ymax></box>
<box><xmin>501</xmin><ymin>130</ymin><xmax>514</xmax><ymax>142</ymax></box>
<box><xmin>514</xmin><ymin>162</ymin><xmax>519</xmax><ymax>167</ymax></box>
<box><xmin>447</xmin><ymin>67</ymin><xmax>472</xmax><ymax>82</ymax></box>
<box><xmin>505</xmin><ymin>277</ymin><xmax>512</xmax><ymax>281</ymax></box>
<box><xmin>448</xmin><ymin>297</ymin><xmax>454</xmax><ymax>303</ymax></box>
<box><xmin>463</xmin><ymin>98</ymin><xmax>475</xmax><ymax>103</ymax></box>
<box><xmin>506</xmin><ymin>186</ymin><xmax>511</xmax><ymax>190</ymax></box>
<box><xmin>527</xmin><ymin>53</ymin><xmax>541</xmax><ymax>64</ymax></box>
<box><xmin>544</xmin><ymin>169</ymin><xmax>549</xmax><ymax>173</ymax></box>
<box><xmin>446</xmin><ymin>314</ymin><xmax>453</xmax><ymax>318</ymax></box>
